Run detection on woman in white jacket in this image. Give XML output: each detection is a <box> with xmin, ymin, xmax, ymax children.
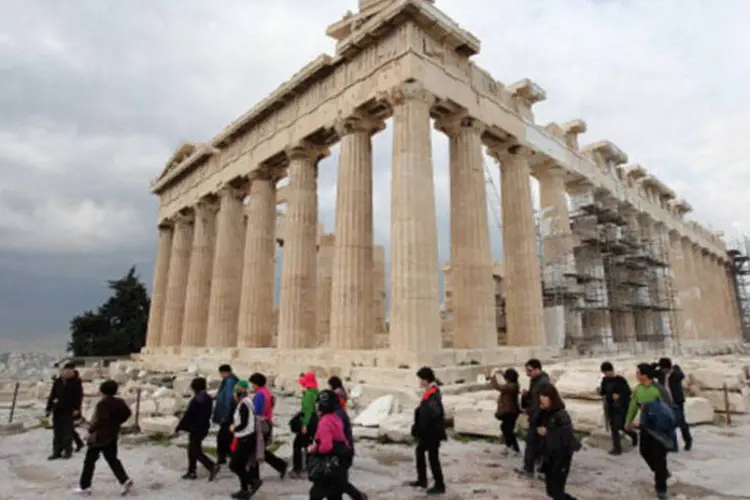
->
<box><xmin>228</xmin><ymin>381</ymin><xmax>262</xmax><ymax>500</ymax></box>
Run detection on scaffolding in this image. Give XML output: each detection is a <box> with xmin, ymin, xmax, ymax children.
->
<box><xmin>728</xmin><ymin>236</ymin><xmax>750</xmax><ymax>341</ymax></box>
<box><xmin>565</xmin><ymin>191</ymin><xmax>677</xmax><ymax>354</ymax></box>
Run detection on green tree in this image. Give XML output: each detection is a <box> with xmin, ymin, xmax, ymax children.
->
<box><xmin>68</xmin><ymin>266</ymin><xmax>151</xmax><ymax>356</ymax></box>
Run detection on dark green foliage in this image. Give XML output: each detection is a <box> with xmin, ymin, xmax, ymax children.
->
<box><xmin>68</xmin><ymin>266</ymin><xmax>150</xmax><ymax>356</ymax></box>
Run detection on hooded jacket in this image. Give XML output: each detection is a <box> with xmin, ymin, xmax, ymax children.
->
<box><xmin>178</xmin><ymin>391</ymin><xmax>213</xmax><ymax>436</ymax></box>
<box><xmin>88</xmin><ymin>396</ymin><xmax>131</xmax><ymax>447</ymax></box>
<box><xmin>299</xmin><ymin>372</ymin><xmax>319</xmax><ymax>428</ymax></box>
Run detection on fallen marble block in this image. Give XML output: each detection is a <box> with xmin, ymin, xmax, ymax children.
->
<box><xmin>139</xmin><ymin>416</ymin><xmax>178</xmax><ymax>435</ymax></box>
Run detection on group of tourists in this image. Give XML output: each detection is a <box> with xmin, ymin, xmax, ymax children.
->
<box><xmin>41</xmin><ymin>356</ymin><xmax>693</xmax><ymax>499</ymax></box>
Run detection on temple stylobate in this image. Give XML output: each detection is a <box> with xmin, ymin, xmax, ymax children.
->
<box><xmin>143</xmin><ymin>0</ymin><xmax>743</xmax><ymax>370</ymax></box>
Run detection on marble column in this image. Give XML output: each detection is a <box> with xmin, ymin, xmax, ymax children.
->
<box><xmin>668</xmin><ymin>231</ymin><xmax>686</xmax><ymax>341</ymax></box>
<box><xmin>712</xmin><ymin>256</ymin><xmax>730</xmax><ymax>339</ymax></box>
<box><xmin>238</xmin><ymin>175</ymin><xmax>277</xmax><ymax>348</ymax></box>
<box><xmin>654</xmin><ymin>222</ymin><xmax>672</xmax><ymax>340</ymax></box>
<box><xmin>373</xmin><ymin>244</ymin><xmax>387</xmax><ymax>340</ymax></box>
<box><xmin>181</xmin><ymin>201</ymin><xmax>218</xmax><ymax>347</ymax></box>
<box><xmin>436</xmin><ymin>114</ymin><xmax>495</xmax><ymax>349</ymax></box>
<box><xmin>205</xmin><ymin>186</ymin><xmax>245</xmax><ymax>348</ymax></box>
<box><xmin>492</xmin><ymin>145</ymin><xmax>545</xmax><ymax>346</ymax></box>
<box><xmin>680</xmin><ymin>239</ymin><xmax>699</xmax><ymax>341</ymax></box>
<box><xmin>145</xmin><ymin>222</ymin><xmax>173</xmax><ymax>349</ymax></box>
<box><xmin>161</xmin><ymin>213</ymin><xmax>194</xmax><ymax>347</ymax></box>
<box><xmin>277</xmin><ymin>142</ymin><xmax>326</xmax><ymax>349</ymax></box>
<box><xmin>329</xmin><ymin>113</ymin><xmax>383</xmax><ymax>350</ymax></box>
<box><xmin>316</xmin><ymin>233</ymin><xmax>335</xmax><ymax>347</ymax></box>
<box><xmin>387</xmin><ymin>82</ymin><xmax>442</xmax><ymax>358</ymax></box>
<box><xmin>726</xmin><ymin>263</ymin><xmax>743</xmax><ymax>340</ymax></box>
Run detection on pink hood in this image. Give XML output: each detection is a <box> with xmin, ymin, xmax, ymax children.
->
<box><xmin>299</xmin><ymin>371</ymin><xmax>318</xmax><ymax>389</ymax></box>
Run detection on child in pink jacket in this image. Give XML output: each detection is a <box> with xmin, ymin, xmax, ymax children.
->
<box><xmin>307</xmin><ymin>390</ymin><xmax>353</xmax><ymax>499</ymax></box>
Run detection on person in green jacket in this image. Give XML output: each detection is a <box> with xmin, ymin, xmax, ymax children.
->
<box><xmin>290</xmin><ymin>371</ymin><xmax>319</xmax><ymax>478</ymax></box>
<box><xmin>625</xmin><ymin>363</ymin><xmax>670</xmax><ymax>500</ymax></box>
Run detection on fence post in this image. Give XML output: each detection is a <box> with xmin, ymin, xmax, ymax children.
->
<box><xmin>723</xmin><ymin>383</ymin><xmax>731</xmax><ymax>425</ymax></box>
<box><xmin>135</xmin><ymin>388</ymin><xmax>142</xmax><ymax>431</ymax></box>
<box><xmin>8</xmin><ymin>382</ymin><xmax>20</xmax><ymax>424</ymax></box>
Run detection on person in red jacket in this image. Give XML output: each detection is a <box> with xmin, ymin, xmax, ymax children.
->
<box><xmin>249</xmin><ymin>372</ymin><xmax>288</xmax><ymax>479</ymax></box>
<box><xmin>307</xmin><ymin>390</ymin><xmax>352</xmax><ymax>500</ymax></box>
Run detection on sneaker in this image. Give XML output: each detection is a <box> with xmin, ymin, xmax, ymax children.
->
<box><xmin>120</xmin><ymin>479</ymin><xmax>133</xmax><ymax>496</ymax></box>
<box><xmin>73</xmin><ymin>488</ymin><xmax>92</xmax><ymax>496</ymax></box>
<box><xmin>47</xmin><ymin>454</ymin><xmax>62</xmax><ymax>461</ymax></box>
<box><xmin>406</xmin><ymin>480</ymin><xmax>427</xmax><ymax>488</ymax></box>
<box><xmin>426</xmin><ymin>485</ymin><xmax>446</xmax><ymax>496</ymax></box>
<box><xmin>230</xmin><ymin>491</ymin><xmax>250</xmax><ymax>500</ymax></box>
<box><xmin>181</xmin><ymin>472</ymin><xmax>197</xmax><ymax>480</ymax></box>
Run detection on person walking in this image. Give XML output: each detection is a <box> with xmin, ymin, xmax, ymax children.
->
<box><xmin>599</xmin><ymin>361</ymin><xmax>637</xmax><ymax>455</ymax></box>
<box><xmin>407</xmin><ymin>367</ymin><xmax>447</xmax><ymax>496</ymax></box>
<box><xmin>490</xmin><ymin>368</ymin><xmax>521</xmax><ymax>455</ymax></box>
<box><xmin>174</xmin><ymin>377</ymin><xmax>219</xmax><ymax>481</ymax></box>
<box><xmin>213</xmin><ymin>364</ymin><xmax>239</xmax><ymax>465</ymax></box>
<box><xmin>46</xmin><ymin>362</ymin><xmax>83</xmax><ymax>460</ymax></box>
<box><xmin>328</xmin><ymin>377</ymin><xmax>368</xmax><ymax>500</ymax></box>
<box><xmin>517</xmin><ymin>358</ymin><xmax>550</xmax><ymax>478</ymax></box>
<box><xmin>289</xmin><ymin>371</ymin><xmax>320</xmax><ymax>479</ymax></box>
<box><xmin>625</xmin><ymin>363</ymin><xmax>675</xmax><ymax>500</ymax></box>
<box><xmin>72</xmin><ymin>369</ymin><xmax>85</xmax><ymax>453</ymax></box>
<box><xmin>307</xmin><ymin>390</ymin><xmax>353</xmax><ymax>500</ymax></box>
<box><xmin>229</xmin><ymin>381</ymin><xmax>263</xmax><ymax>499</ymax></box>
<box><xmin>249</xmin><ymin>372</ymin><xmax>288</xmax><ymax>479</ymax></box>
<box><xmin>657</xmin><ymin>357</ymin><xmax>693</xmax><ymax>451</ymax></box>
<box><xmin>74</xmin><ymin>380</ymin><xmax>134</xmax><ymax>496</ymax></box>
<box><xmin>537</xmin><ymin>383</ymin><xmax>580</xmax><ymax>500</ymax></box>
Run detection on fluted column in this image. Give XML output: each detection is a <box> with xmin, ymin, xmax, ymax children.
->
<box><xmin>278</xmin><ymin>142</ymin><xmax>327</xmax><ymax>349</ymax></box>
<box><xmin>654</xmin><ymin>222</ymin><xmax>672</xmax><ymax>340</ymax></box>
<box><xmin>491</xmin><ymin>145</ymin><xmax>545</xmax><ymax>346</ymax></box>
<box><xmin>436</xmin><ymin>114</ymin><xmax>495</xmax><ymax>349</ymax></box>
<box><xmin>680</xmin><ymin>239</ymin><xmax>699</xmax><ymax>340</ymax></box>
<box><xmin>668</xmin><ymin>231</ymin><xmax>686</xmax><ymax>341</ymax></box>
<box><xmin>181</xmin><ymin>201</ymin><xmax>218</xmax><ymax>347</ymax></box>
<box><xmin>329</xmin><ymin>113</ymin><xmax>384</xmax><ymax>350</ymax></box>
<box><xmin>726</xmin><ymin>262</ymin><xmax>743</xmax><ymax>340</ymax></box>
<box><xmin>712</xmin><ymin>256</ymin><xmax>729</xmax><ymax>339</ymax></box>
<box><xmin>161</xmin><ymin>213</ymin><xmax>194</xmax><ymax>347</ymax></box>
<box><xmin>387</xmin><ymin>82</ymin><xmax>442</xmax><ymax>358</ymax></box>
<box><xmin>238</xmin><ymin>175</ymin><xmax>277</xmax><ymax>347</ymax></box>
<box><xmin>316</xmin><ymin>234</ymin><xmax>335</xmax><ymax>347</ymax></box>
<box><xmin>206</xmin><ymin>186</ymin><xmax>245</xmax><ymax>348</ymax></box>
<box><xmin>373</xmin><ymin>244</ymin><xmax>387</xmax><ymax>339</ymax></box>
<box><xmin>145</xmin><ymin>222</ymin><xmax>174</xmax><ymax>349</ymax></box>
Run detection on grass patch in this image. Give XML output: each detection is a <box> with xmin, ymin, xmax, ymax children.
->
<box><xmin>147</xmin><ymin>432</ymin><xmax>172</xmax><ymax>445</ymax></box>
<box><xmin>267</xmin><ymin>439</ymin><xmax>285</xmax><ymax>453</ymax></box>
<box><xmin>38</xmin><ymin>417</ymin><xmax>51</xmax><ymax>429</ymax></box>
<box><xmin>450</xmin><ymin>433</ymin><xmax>501</xmax><ymax>445</ymax></box>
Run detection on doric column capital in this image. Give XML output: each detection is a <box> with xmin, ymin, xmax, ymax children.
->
<box><xmin>386</xmin><ymin>81</ymin><xmax>435</xmax><ymax>108</ymax></box>
<box><xmin>217</xmin><ymin>184</ymin><xmax>246</xmax><ymax>200</ymax></box>
<box><xmin>173</xmin><ymin>211</ymin><xmax>195</xmax><ymax>225</ymax></box>
<box><xmin>434</xmin><ymin>113</ymin><xmax>486</xmax><ymax>137</ymax></box>
<box><xmin>486</xmin><ymin>141</ymin><xmax>534</xmax><ymax>162</ymax></box>
<box><xmin>194</xmin><ymin>199</ymin><xmax>220</xmax><ymax>217</ymax></box>
<box><xmin>285</xmin><ymin>140</ymin><xmax>330</xmax><ymax>163</ymax></box>
<box><xmin>334</xmin><ymin>112</ymin><xmax>385</xmax><ymax>137</ymax></box>
<box><xmin>157</xmin><ymin>219</ymin><xmax>174</xmax><ymax>230</ymax></box>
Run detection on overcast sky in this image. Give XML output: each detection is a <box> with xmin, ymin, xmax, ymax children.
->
<box><xmin>1</xmin><ymin>0</ymin><xmax>748</xmax><ymax>353</ymax></box>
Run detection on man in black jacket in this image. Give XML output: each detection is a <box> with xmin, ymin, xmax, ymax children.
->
<box><xmin>46</xmin><ymin>362</ymin><xmax>83</xmax><ymax>460</ymax></box>
<box><xmin>516</xmin><ymin>358</ymin><xmax>550</xmax><ymax>478</ymax></box>
<box><xmin>657</xmin><ymin>357</ymin><xmax>692</xmax><ymax>451</ymax></box>
<box><xmin>599</xmin><ymin>361</ymin><xmax>638</xmax><ymax>455</ymax></box>
<box><xmin>408</xmin><ymin>366</ymin><xmax>447</xmax><ymax>496</ymax></box>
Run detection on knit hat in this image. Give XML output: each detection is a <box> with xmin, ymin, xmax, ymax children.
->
<box><xmin>316</xmin><ymin>390</ymin><xmax>338</xmax><ymax>414</ymax></box>
<box><xmin>234</xmin><ymin>380</ymin><xmax>250</xmax><ymax>394</ymax></box>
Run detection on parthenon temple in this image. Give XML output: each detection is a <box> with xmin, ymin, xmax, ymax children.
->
<box><xmin>142</xmin><ymin>0</ymin><xmax>745</xmax><ymax>374</ymax></box>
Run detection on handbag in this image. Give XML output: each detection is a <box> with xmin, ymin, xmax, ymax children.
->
<box><xmin>289</xmin><ymin>412</ymin><xmax>303</xmax><ymax>434</ymax></box>
<box><xmin>307</xmin><ymin>453</ymin><xmax>343</xmax><ymax>482</ymax></box>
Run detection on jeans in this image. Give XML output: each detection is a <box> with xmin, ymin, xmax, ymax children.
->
<box><xmin>523</xmin><ymin>425</ymin><xmax>541</xmax><ymax>474</ymax></box>
<box><xmin>216</xmin><ymin>422</ymin><xmax>233</xmax><ymax>462</ymax></box>
<box><xmin>187</xmin><ymin>432</ymin><xmax>215</xmax><ymax>473</ymax></box>
<box><xmin>52</xmin><ymin>411</ymin><xmax>74</xmax><ymax>456</ymax></box>
<box><xmin>79</xmin><ymin>440</ymin><xmax>129</xmax><ymax>489</ymax></box>
<box><xmin>673</xmin><ymin>403</ymin><xmax>693</xmax><ymax>446</ymax></box>
<box><xmin>415</xmin><ymin>441</ymin><xmax>444</xmax><ymax>488</ymax></box>
<box><xmin>500</xmin><ymin>414</ymin><xmax>520</xmax><ymax>452</ymax></box>
<box><xmin>544</xmin><ymin>456</ymin><xmax>577</xmax><ymax>500</ymax></box>
<box><xmin>639</xmin><ymin>430</ymin><xmax>668</xmax><ymax>494</ymax></box>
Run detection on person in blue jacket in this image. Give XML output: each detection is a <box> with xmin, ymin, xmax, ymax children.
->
<box><xmin>213</xmin><ymin>364</ymin><xmax>239</xmax><ymax>464</ymax></box>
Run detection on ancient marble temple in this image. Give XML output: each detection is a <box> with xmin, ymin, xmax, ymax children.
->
<box><xmin>143</xmin><ymin>0</ymin><xmax>742</xmax><ymax>369</ymax></box>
